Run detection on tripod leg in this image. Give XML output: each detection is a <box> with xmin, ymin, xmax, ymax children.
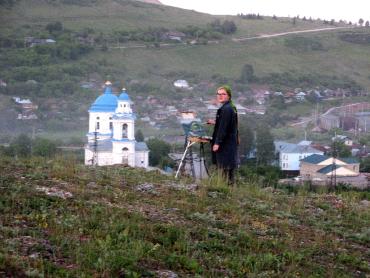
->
<box><xmin>175</xmin><ymin>141</ymin><xmax>195</xmax><ymax>178</ymax></box>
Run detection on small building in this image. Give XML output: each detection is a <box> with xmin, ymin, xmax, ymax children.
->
<box><xmin>295</xmin><ymin>92</ymin><xmax>306</xmax><ymax>101</ymax></box>
<box><xmin>275</xmin><ymin>141</ymin><xmax>324</xmax><ymax>174</ymax></box>
<box><xmin>174</xmin><ymin>80</ymin><xmax>189</xmax><ymax>89</ymax></box>
<box><xmin>162</xmin><ymin>31</ymin><xmax>186</xmax><ymax>42</ymax></box>
<box><xmin>300</xmin><ymin>154</ymin><xmax>359</xmax><ymax>180</ymax></box>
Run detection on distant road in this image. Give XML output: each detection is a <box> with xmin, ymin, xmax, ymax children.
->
<box><xmin>111</xmin><ymin>26</ymin><xmax>359</xmax><ymax>50</ymax></box>
<box><xmin>232</xmin><ymin>26</ymin><xmax>357</xmax><ymax>42</ymax></box>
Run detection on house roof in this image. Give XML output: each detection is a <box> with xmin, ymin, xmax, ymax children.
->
<box><xmin>279</xmin><ymin>144</ymin><xmax>323</xmax><ymax>154</ymax></box>
<box><xmin>301</xmin><ymin>154</ymin><xmax>329</xmax><ymax>164</ymax></box>
<box><xmin>135</xmin><ymin>142</ymin><xmax>149</xmax><ymax>151</ymax></box>
<box><xmin>301</xmin><ymin>154</ymin><xmax>359</xmax><ymax>165</ymax></box>
<box><xmin>340</xmin><ymin>157</ymin><xmax>359</xmax><ymax>164</ymax></box>
<box><xmin>317</xmin><ymin>164</ymin><xmax>341</xmax><ymax>174</ymax></box>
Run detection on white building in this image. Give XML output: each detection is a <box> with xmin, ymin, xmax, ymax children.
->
<box><xmin>174</xmin><ymin>80</ymin><xmax>189</xmax><ymax>88</ymax></box>
<box><xmin>275</xmin><ymin>141</ymin><xmax>324</xmax><ymax>171</ymax></box>
<box><xmin>85</xmin><ymin>82</ymin><xmax>149</xmax><ymax>167</ymax></box>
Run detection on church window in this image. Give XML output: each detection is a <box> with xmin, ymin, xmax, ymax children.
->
<box><xmin>124</xmin><ymin>104</ymin><xmax>126</xmax><ymax>107</ymax></box>
<box><xmin>122</xmin><ymin>124</ymin><xmax>128</xmax><ymax>138</ymax></box>
<box><xmin>96</xmin><ymin>117</ymin><xmax>100</xmax><ymax>120</ymax></box>
<box><xmin>96</xmin><ymin>122</ymin><xmax>100</xmax><ymax>130</ymax></box>
<box><xmin>109</xmin><ymin>122</ymin><xmax>113</xmax><ymax>130</ymax></box>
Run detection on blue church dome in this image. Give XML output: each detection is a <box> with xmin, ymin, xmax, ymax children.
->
<box><xmin>89</xmin><ymin>84</ymin><xmax>118</xmax><ymax>112</ymax></box>
<box><xmin>118</xmin><ymin>88</ymin><xmax>131</xmax><ymax>102</ymax></box>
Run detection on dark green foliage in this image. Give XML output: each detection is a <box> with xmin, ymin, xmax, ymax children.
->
<box><xmin>32</xmin><ymin>138</ymin><xmax>57</xmax><ymax>157</ymax></box>
<box><xmin>339</xmin><ymin>32</ymin><xmax>370</xmax><ymax>45</ymax></box>
<box><xmin>3</xmin><ymin>136</ymin><xmax>59</xmax><ymax>158</ymax></box>
<box><xmin>258</xmin><ymin>72</ymin><xmax>362</xmax><ymax>92</ymax></box>
<box><xmin>45</xmin><ymin>21</ymin><xmax>63</xmax><ymax>34</ymax></box>
<box><xmin>360</xmin><ymin>156</ymin><xmax>370</xmax><ymax>172</ymax></box>
<box><xmin>239</xmin><ymin>64</ymin><xmax>255</xmax><ymax>83</ymax></box>
<box><xmin>135</xmin><ymin>129</ymin><xmax>144</xmax><ymax>142</ymax></box>
<box><xmin>10</xmin><ymin>134</ymin><xmax>32</xmax><ymax>157</ymax></box>
<box><xmin>209</xmin><ymin>19</ymin><xmax>237</xmax><ymax>34</ymax></box>
<box><xmin>329</xmin><ymin>141</ymin><xmax>351</xmax><ymax>157</ymax></box>
<box><xmin>146</xmin><ymin>138</ymin><xmax>171</xmax><ymax>167</ymax></box>
<box><xmin>238</xmin><ymin>13</ymin><xmax>264</xmax><ymax>20</ymax></box>
<box><xmin>255</xmin><ymin>125</ymin><xmax>275</xmax><ymax>165</ymax></box>
<box><xmin>238</xmin><ymin>119</ymin><xmax>254</xmax><ymax>161</ymax></box>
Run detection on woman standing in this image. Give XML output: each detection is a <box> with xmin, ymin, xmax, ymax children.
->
<box><xmin>207</xmin><ymin>85</ymin><xmax>238</xmax><ymax>185</ymax></box>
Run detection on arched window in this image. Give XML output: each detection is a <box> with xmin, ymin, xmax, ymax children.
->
<box><xmin>122</xmin><ymin>124</ymin><xmax>128</xmax><ymax>138</ymax></box>
<box><xmin>96</xmin><ymin>122</ymin><xmax>100</xmax><ymax>130</ymax></box>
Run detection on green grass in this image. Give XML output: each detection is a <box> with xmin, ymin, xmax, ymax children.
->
<box><xmin>0</xmin><ymin>156</ymin><xmax>369</xmax><ymax>276</ymax></box>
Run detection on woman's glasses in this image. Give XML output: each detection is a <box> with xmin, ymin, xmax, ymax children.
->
<box><xmin>217</xmin><ymin>93</ymin><xmax>228</xmax><ymax>96</ymax></box>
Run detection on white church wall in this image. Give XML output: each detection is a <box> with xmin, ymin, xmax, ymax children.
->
<box><xmin>112</xmin><ymin>120</ymin><xmax>135</xmax><ymax>140</ymax></box>
<box><xmin>89</xmin><ymin>112</ymin><xmax>114</xmax><ymax>135</ymax></box>
<box><xmin>84</xmin><ymin>149</ymin><xmax>113</xmax><ymax>166</ymax></box>
<box><xmin>135</xmin><ymin>151</ymin><xmax>149</xmax><ymax>168</ymax></box>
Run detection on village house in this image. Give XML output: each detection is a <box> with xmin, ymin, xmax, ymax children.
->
<box><xmin>174</xmin><ymin>80</ymin><xmax>190</xmax><ymax>89</ymax></box>
<box><xmin>300</xmin><ymin>154</ymin><xmax>360</xmax><ymax>179</ymax></box>
<box><xmin>295</xmin><ymin>92</ymin><xmax>306</xmax><ymax>101</ymax></box>
<box><xmin>24</xmin><ymin>37</ymin><xmax>56</xmax><ymax>47</ymax></box>
<box><xmin>161</xmin><ymin>31</ymin><xmax>186</xmax><ymax>42</ymax></box>
<box><xmin>332</xmin><ymin>135</ymin><xmax>353</xmax><ymax>146</ymax></box>
<box><xmin>275</xmin><ymin>141</ymin><xmax>324</xmax><ymax>175</ymax></box>
<box><xmin>13</xmin><ymin>97</ymin><xmax>38</xmax><ymax>120</ymax></box>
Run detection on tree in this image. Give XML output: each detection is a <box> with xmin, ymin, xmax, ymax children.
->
<box><xmin>221</xmin><ymin>20</ymin><xmax>237</xmax><ymax>34</ymax></box>
<box><xmin>146</xmin><ymin>138</ymin><xmax>171</xmax><ymax>167</ymax></box>
<box><xmin>329</xmin><ymin>141</ymin><xmax>351</xmax><ymax>157</ymax></box>
<box><xmin>135</xmin><ymin>129</ymin><xmax>144</xmax><ymax>142</ymax></box>
<box><xmin>358</xmin><ymin>18</ymin><xmax>364</xmax><ymax>26</ymax></box>
<box><xmin>360</xmin><ymin>156</ymin><xmax>370</xmax><ymax>172</ymax></box>
<box><xmin>46</xmin><ymin>21</ymin><xmax>63</xmax><ymax>34</ymax></box>
<box><xmin>11</xmin><ymin>134</ymin><xmax>32</xmax><ymax>158</ymax></box>
<box><xmin>32</xmin><ymin>138</ymin><xmax>57</xmax><ymax>157</ymax></box>
<box><xmin>240</xmin><ymin>64</ymin><xmax>255</xmax><ymax>83</ymax></box>
<box><xmin>238</xmin><ymin>119</ymin><xmax>254</xmax><ymax>162</ymax></box>
<box><xmin>255</xmin><ymin>125</ymin><xmax>275</xmax><ymax>165</ymax></box>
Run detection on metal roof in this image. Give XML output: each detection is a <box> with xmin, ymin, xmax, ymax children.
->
<box><xmin>135</xmin><ymin>142</ymin><xmax>149</xmax><ymax>151</ymax></box>
<box><xmin>89</xmin><ymin>85</ymin><xmax>118</xmax><ymax>113</ymax></box>
<box><xmin>301</xmin><ymin>154</ymin><xmax>329</xmax><ymax>164</ymax></box>
<box><xmin>317</xmin><ymin>164</ymin><xmax>341</xmax><ymax>174</ymax></box>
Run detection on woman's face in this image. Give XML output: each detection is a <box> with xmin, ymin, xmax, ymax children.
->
<box><xmin>217</xmin><ymin>88</ymin><xmax>230</xmax><ymax>104</ymax></box>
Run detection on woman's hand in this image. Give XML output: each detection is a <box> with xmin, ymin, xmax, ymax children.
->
<box><xmin>212</xmin><ymin>144</ymin><xmax>219</xmax><ymax>152</ymax></box>
<box><xmin>207</xmin><ymin>119</ymin><xmax>215</xmax><ymax>125</ymax></box>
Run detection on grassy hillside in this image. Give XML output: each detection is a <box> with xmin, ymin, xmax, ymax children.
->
<box><xmin>0</xmin><ymin>156</ymin><xmax>369</xmax><ymax>276</ymax></box>
<box><xmin>1</xmin><ymin>0</ymin><xmax>370</xmax><ymax>140</ymax></box>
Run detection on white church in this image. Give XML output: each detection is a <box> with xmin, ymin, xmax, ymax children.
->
<box><xmin>84</xmin><ymin>81</ymin><xmax>149</xmax><ymax>168</ymax></box>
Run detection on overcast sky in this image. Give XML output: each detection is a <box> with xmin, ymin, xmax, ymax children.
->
<box><xmin>160</xmin><ymin>0</ymin><xmax>369</xmax><ymax>23</ymax></box>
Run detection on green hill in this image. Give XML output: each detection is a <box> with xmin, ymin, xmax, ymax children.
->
<box><xmin>0</xmin><ymin>156</ymin><xmax>369</xmax><ymax>276</ymax></box>
<box><xmin>0</xmin><ymin>0</ymin><xmax>370</xmax><ymax>140</ymax></box>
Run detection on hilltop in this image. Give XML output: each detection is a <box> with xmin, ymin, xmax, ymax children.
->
<box><xmin>0</xmin><ymin>0</ymin><xmax>370</xmax><ymax>141</ymax></box>
<box><xmin>0</xmin><ymin>156</ymin><xmax>369</xmax><ymax>276</ymax></box>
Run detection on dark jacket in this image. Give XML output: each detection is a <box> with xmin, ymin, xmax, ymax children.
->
<box><xmin>211</xmin><ymin>101</ymin><xmax>238</xmax><ymax>169</ymax></box>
